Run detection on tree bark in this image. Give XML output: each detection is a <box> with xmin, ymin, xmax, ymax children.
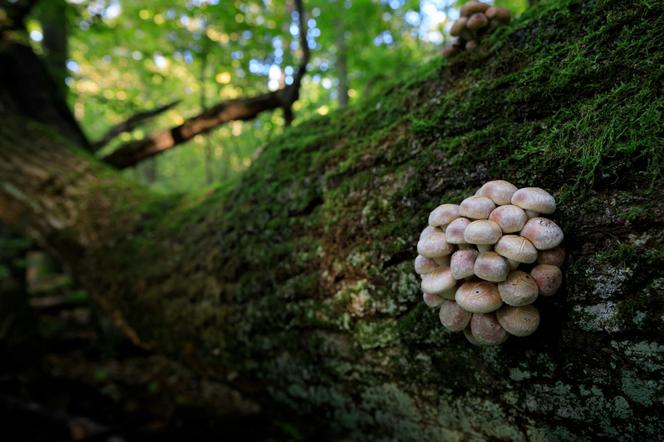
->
<box><xmin>1</xmin><ymin>0</ymin><xmax>663</xmax><ymax>440</ymax></box>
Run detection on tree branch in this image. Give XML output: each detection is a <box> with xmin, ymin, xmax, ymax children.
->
<box><xmin>91</xmin><ymin>100</ymin><xmax>180</xmax><ymax>151</ymax></box>
<box><xmin>101</xmin><ymin>0</ymin><xmax>310</xmax><ymax>169</ymax></box>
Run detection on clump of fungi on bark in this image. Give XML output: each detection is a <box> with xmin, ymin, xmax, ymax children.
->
<box><xmin>442</xmin><ymin>1</ymin><xmax>512</xmax><ymax>58</ymax></box>
<box><xmin>415</xmin><ymin>180</ymin><xmax>565</xmax><ymax>346</ymax></box>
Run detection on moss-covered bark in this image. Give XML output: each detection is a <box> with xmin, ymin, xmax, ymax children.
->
<box><xmin>1</xmin><ymin>0</ymin><xmax>663</xmax><ymax>440</ymax></box>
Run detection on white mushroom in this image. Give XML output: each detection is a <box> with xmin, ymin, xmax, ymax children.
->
<box><xmin>445</xmin><ymin>217</ymin><xmax>471</xmax><ymax>244</ymax></box>
<box><xmin>421</xmin><ymin>267</ymin><xmax>456</xmax><ymax>295</ymax></box>
<box><xmin>428</xmin><ymin>203</ymin><xmax>460</xmax><ymax>227</ymax></box>
<box><xmin>477</xmin><ymin>180</ymin><xmax>518</xmax><ymax>205</ymax></box>
<box><xmin>459</xmin><ymin>196</ymin><xmax>496</xmax><ymax>219</ymax></box>
<box><xmin>470</xmin><ymin>313</ymin><xmax>509</xmax><ymax>345</ymax></box>
<box><xmin>414</xmin><ymin>255</ymin><xmax>439</xmax><ymax>275</ymax></box>
<box><xmin>520</xmin><ymin>217</ymin><xmax>564</xmax><ymax>250</ymax></box>
<box><xmin>439</xmin><ymin>300</ymin><xmax>472</xmax><ymax>331</ymax></box>
<box><xmin>489</xmin><ymin>205</ymin><xmax>527</xmax><ymax>233</ymax></box>
<box><xmin>473</xmin><ymin>251</ymin><xmax>509</xmax><ymax>282</ymax></box>
<box><xmin>497</xmin><ymin>270</ymin><xmax>539</xmax><ymax>306</ymax></box>
<box><xmin>496</xmin><ymin>304</ymin><xmax>540</xmax><ymax>337</ymax></box>
<box><xmin>530</xmin><ymin>264</ymin><xmax>562</xmax><ymax>296</ymax></box>
<box><xmin>494</xmin><ymin>235</ymin><xmax>538</xmax><ymax>263</ymax></box>
<box><xmin>511</xmin><ymin>187</ymin><xmax>556</xmax><ymax>214</ymax></box>
<box><xmin>417</xmin><ymin>230</ymin><xmax>454</xmax><ymax>258</ymax></box>
<box><xmin>451</xmin><ymin>249</ymin><xmax>479</xmax><ymax>280</ymax></box>
<box><xmin>423</xmin><ymin>292</ymin><xmax>444</xmax><ymax>307</ymax></box>
<box><xmin>463</xmin><ymin>220</ymin><xmax>502</xmax><ymax>245</ymax></box>
<box><xmin>455</xmin><ymin>280</ymin><xmax>502</xmax><ymax>313</ymax></box>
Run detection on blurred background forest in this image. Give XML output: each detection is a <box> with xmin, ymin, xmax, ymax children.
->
<box><xmin>25</xmin><ymin>0</ymin><xmax>526</xmax><ymax>191</ymax></box>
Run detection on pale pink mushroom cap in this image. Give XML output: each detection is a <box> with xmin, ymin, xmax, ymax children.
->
<box><xmin>455</xmin><ymin>281</ymin><xmax>503</xmax><ymax>313</ymax></box>
<box><xmin>494</xmin><ymin>234</ymin><xmax>538</xmax><ymax>263</ymax></box>
<box><xmin>489</xmin><ymin>205</ymin><xmax>527</xmax><ymax>233</ymax></box>
<box><xmin>428</xmin><ymin>203</ymin><xmax>460</xmax><ymax>227</ymax></box>
<box><xmin>464</xmin><ymin>220</ymin><xmax>502</xmax><ymax>245</ymax></box>
<box><xmin>451</xmin><ymin>249</ymin><xmax>479</xmax><ymax>280</ymax></box>
<box><xmin>417</xmin><ymin>230</ymin><xmax>454</xmax><ymax>258</ymax></box>
<box><xmin>511</xmin><ymin>187</ymin><xmax>556</xmax><ymax>214</ymax></box>
<box><xmin>459</xmin><ymin>196</ymin><xmax>496</xmax><ymax>219</ymax></box>
<box><xmin>414</xmin><ymin>255</ymin><xmax>440</xmax><ymax>275</ymax></box>
<box><xmin>498</xmin><ymin>270</ymin><xmax>539</xmax><ymax>306</ymax></box>
<box><xmin>474</xmin><ymin>251</ymin><xmax>509</xmax><ymax>282</ymax></box>
<box><xmin>470</xmin><ymin>313</ymin><xmax>509</xmax><ymax>345</ymax></box>
<box><xmin>446</xmin><ymin>217</ymin><xmax>471</xmax><ymax>244</ymax></box>
<box><xmin>521</xmin><ymin>217</ymin><xmax>564</xmax><ymax>250</ymax></box>
<box><xmin>421</xmin><ymin>267</ymin><xmax>456</xmax><ymax>295</ymax></box>
<box><xmin>530</xmin><ymin>264</ymin><xmax>563</xmax><ymax>296</ymax></box>
<box><xmin>478</xmin><ymin>180</ymin><xmax>518</xmax><ymax>205</ymax></box>
<box><xmin>439</xmin><ymin>300</ymin><xmax>472</xmax><ymax>331</ymax></box>
<box><xmin>496</xmin><ymin>304</ymin><xmax>540</xmax><ymax>337</ymax></box>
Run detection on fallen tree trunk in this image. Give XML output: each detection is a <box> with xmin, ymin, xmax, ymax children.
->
<box><xmin>1</xmin><ymin>0</ymin><xmax>663</xmax><ymax>440</ymax></box>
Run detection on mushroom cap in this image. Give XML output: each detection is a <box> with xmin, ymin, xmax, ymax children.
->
<box><xmin>465</xmin><ymin>40</ymin><xmax>478</xmax><ymax>50</ymax></box>
<box><xmin>420</xmin><ymin>225</ymin><xmax>440</xmax><ymax>239</ymax></box>
<box><xmin>511</xmin><ymin>187</ymin><xmax>556</xmax><ymax>214</ymax></box>
<box><xmin>530</xmin><ymin>264</ymin><xmax>562</xmax><ymax>296</ymax></box>
<box><xmin>446</xmin><ymin>217</ymin><xmax>471</xmax><ymax>244</ymax></box>
<box><xmin>451</xmin><ymin>249</ymin><xmax>479</xmax><ymax>280</ymax></box>
<box><xmin>537</xmin><ymin>246</ymin><xmax>566</xmax><ymax>267</ymax></box>
<box><xmin>439</xmin><ymin>285</ymin><xmax>457</xmax><ymax>300</ymax></box>
<box><xmin>485</xmin><ymin>6</ymin><xmax>511</xmax><ymax>23</ymax></box>
<box><xmin>423</xmin><ymin>292</ymin><xmax>444</xmax><ymax>307</ymax></box>
<box><xmin>464</xmin><ymin>219</ymin><xmax>502</xmax><ymax>245</ymax></box>
<box><xmin>450</xmin><ymin>17</ymin><xmax>468</xmax><ymax>36</ymax></box>
<box><xmin>498</xmin><ymin>270</ymin><xmax>539</xmax><ymax>306</ymax></box>
<box><xmin>507</xmin><ymin>258</ymin><xmax>519</xmax><ymax>270</ymax></box>
<box><xmin>442</xmin><ymin>44</ymin><xmax>460</xmax><ymax>58</ymax></box>
<box><xmin>439</xmin><ymin>300</ymin><xmax>472</xmax><ymax>331</ymax></box>
<box><xmin>414</xmin><ymin>255</ymin><xmax>440</xmax><ymax>275</ymax></box>
<box><xmin>459</xmin><ymin>196</ymin><xmax>496</xmax><ymax>219</ymax></box>
<box><xmin>489</xmin><ymin>205</ymin><xmax>527</xmax><ymax>233</ymax></box>
<box><xmin>470</xmin><ymin>313</ymin><xmax>509</xmax><ymax>345</ymax></box>
<box><xmin>467</xmin><ymin>12</ymin><xmax>489</xmax><ymax>31</ymax></box>
<box><xmin>477</xmin><ymin>180</ymin><xmax>518</xmax><ymax>205</ymax></box>
<box><xmin>496</xmin><ymin>304</ymin><xmax>540</xmax><ymax>337</ymax></box>
<box><xmin>428</xmin><ymin>203</ymin><xmax>460</xmax><ymax>227</ymax></box>
<box><xmin>417</xmin><ymin>230</ymin><xmax>454</xmax><ymax>258</ymax></box>
<box><xmin>460</xmin><ymin>1</ymin><xmax>490</xmax><ymax>17</ymax></box>
<box><xmin>434</xmin><ymin>255</ymin><xmax>451</xmax><ymax>267</ymax></box>
<box><xmin>525</xmin><ymin>210</ymin><xmax>539</xmax><ymax>219</ymax></box>
<box><xmin>520</xmin><ymin>217</ymin><xmax>564</xmax><ymax>250</ymax></box>
<box><xmin>421</xmin><ymin>267</ymin><xmax>456</xmax><ymax>295</ymax></box>
<box><xmin>494</xmin><ymin>234</ymin><xmax>538</xmax><ymax>263</ymax></box>
<box><xmin>474</xmin><ymin>251</ymin><xmax>510</xmax><ymax>282</ymax></box>
<box><xmin>455</xmin><ymin>280</ymin><xmax>502</xmax><ymax>313</ymax></box>
<box><xmin>463</xmin><ymin>326</ymin><xmax>482</xmax><ymax>346</ymax></box>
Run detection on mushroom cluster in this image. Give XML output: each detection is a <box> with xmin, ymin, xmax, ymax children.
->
<box><xmin>415</xmin><ymin>181</ymin><xmax>565</xmax><ymax>346</ymax></box>
<box><xmin>442</xmin><ymin>1</ymin><xmax>511</xmax><ymax>58</ymax></box>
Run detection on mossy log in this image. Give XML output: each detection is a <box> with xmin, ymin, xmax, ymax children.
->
<box><xmin>1</xmin><ymin>0</ymin><xmax>663</xmax><ymax>440</ymax></box>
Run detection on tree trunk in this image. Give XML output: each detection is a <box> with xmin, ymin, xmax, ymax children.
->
<box><xmin>38</xmin><ymin>0</ymin><xmax>68</xmax><ymax>99</ymax></box>
<box><xmin>1</xmin><ymin>0</ymin><xmax>663</xmax><ymax>440</ymax></box>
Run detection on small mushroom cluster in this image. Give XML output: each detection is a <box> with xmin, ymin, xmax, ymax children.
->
<box><xmin>442</xmin><ymin>1</ymin><xmax>511</xmax><ymax>58</ymax></box>
<box><xmin>415</xmin><ymin>180</ymin><xmax>565</xmax><ymax>346</ymax></box>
